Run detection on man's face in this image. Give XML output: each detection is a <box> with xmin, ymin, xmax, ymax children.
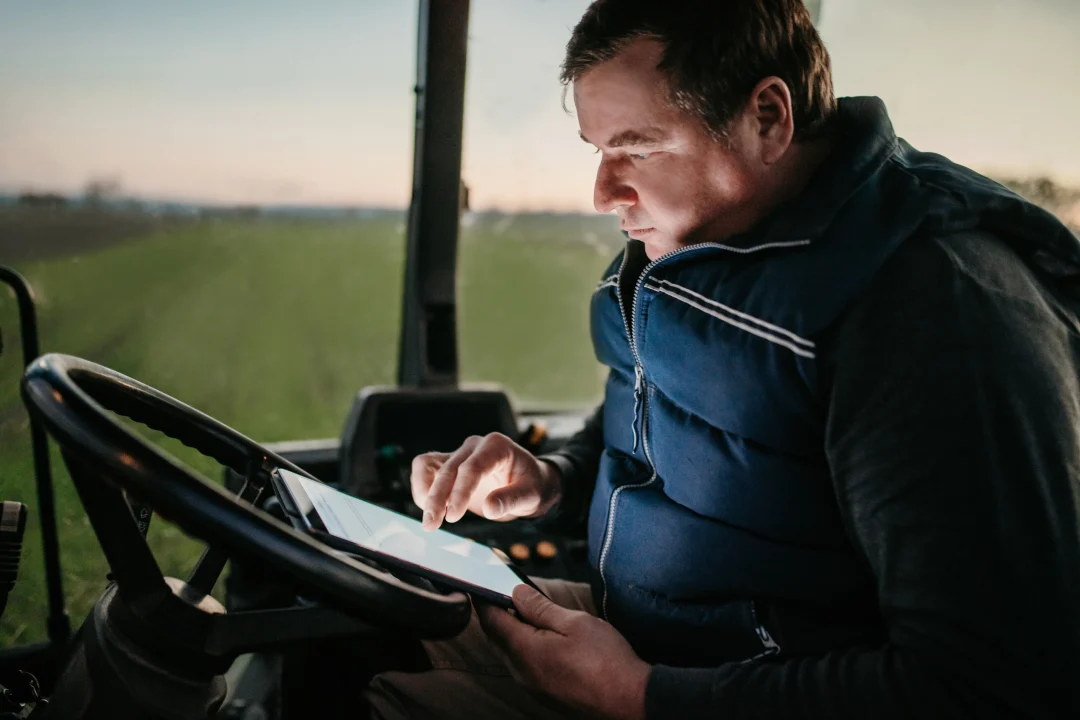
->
<box><xmin>574</xmin><ymin>39</ymin><xmax>762</xmax><ymax>259</ymax></box>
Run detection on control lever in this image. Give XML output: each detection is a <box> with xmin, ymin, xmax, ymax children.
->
<box><xmin>0</xmin><ymin>502</ymin><xmax>28</xmax><ymax>619</ymax></box>
<box><xmin>0</xmin><ymin>503</ymin><xmax>42</xmax><ymax>720</ymax></box>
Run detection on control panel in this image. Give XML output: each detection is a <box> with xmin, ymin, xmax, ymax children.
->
<box><xmin>461</xmin><ymin>524</ymin><xmax>590</xmax><ymax>584</ymax></box>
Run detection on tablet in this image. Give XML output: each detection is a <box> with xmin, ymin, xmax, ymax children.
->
<box><xmin>271</xmin><ymin>467</ymin><xmax>537</xmax><ymax>607</ymax></box>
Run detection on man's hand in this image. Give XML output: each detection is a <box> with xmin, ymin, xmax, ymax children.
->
<box><xmin>411</xmin><ymin>433</ymin><xmax>563</xmax><ymax>530</ymax></box>
<box><xmin>476</xmin><ymin>585</ymin><xmax>650</xmax><ymax>720</ymax></box>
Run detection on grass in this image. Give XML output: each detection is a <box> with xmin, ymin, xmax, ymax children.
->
<box><xmin>0</xmin><ymin>212</ymin><xmax>619</xmax><ymax>646</ymax></box>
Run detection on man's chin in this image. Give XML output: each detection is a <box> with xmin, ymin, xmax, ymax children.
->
<box><xmin>638</xmin><ymin>233</ymin><xmax>684</xmax><ymax>260</ymax></box>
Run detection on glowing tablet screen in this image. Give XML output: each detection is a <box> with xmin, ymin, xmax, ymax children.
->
<box><xmin>280</xmin><ymin>469</ymin><xmax>524</xmax><ymax>599</ymax></box>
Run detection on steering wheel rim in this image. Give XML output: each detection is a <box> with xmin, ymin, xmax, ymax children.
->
<box><xmin>21</xmin><ymin>353</ymin><xmax>471</xmax><ymax>637</ymax></box>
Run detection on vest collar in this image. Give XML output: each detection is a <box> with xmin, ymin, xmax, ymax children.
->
<box><xmin>721</xmin><ymin>96</ymin><xmax>898</xmax><ymax>251</ymax></box>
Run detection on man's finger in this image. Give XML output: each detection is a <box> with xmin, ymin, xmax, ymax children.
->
<box><xmin>511</xmin><ymin>584</ymin><xmax>575</xmax><ymax>633</ymax></box>
<box><xmin>475</xmin><ymin>603</ymin><xmax>540</xmax><ymax>685</ymax></box>
<box><xmin>423</xmin><ymin>438</ymin><xmax>480</xmax><ymax>529</ymax></box>
<box><xmin>446</xmin><ymin>435</ymin><xmax>510</xmax><ymax>523</ymax></box>
<box><xmin>410</xmin><ymin>452</ymin><xmax>450</xmax><ymax>508</ymax></box>
<box><xmin>476</xmin><ymin>600</ymin><xmax>537</xmax><ymax>654</ymax></box>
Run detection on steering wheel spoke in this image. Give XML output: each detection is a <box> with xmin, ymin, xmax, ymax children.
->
<box><xmin>186</xmin><ymin>464</ymin><xmax>268</xmax><ymax>594</ymax></box>
<box><xmin>61</xmin><ymin>449</ymin><xmax>171</xmax><ymax>614</ymax></box>
<box><xmin>185</xmin><ymin>545</ymin><xmax>229</xmax><ymax>596</ymax></box>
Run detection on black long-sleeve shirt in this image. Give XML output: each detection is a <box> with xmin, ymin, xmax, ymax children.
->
<box><xmin>541</xmin><ymin>230</ymin><xmax>1080</xmax><ymax>718</ymax></box>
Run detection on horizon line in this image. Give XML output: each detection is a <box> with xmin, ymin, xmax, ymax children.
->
<box><xmin>3</xmin><ymin>166</ymin><xmax>1079</xmax><ymax>214</ymax></box>
<box><xmin>0</xmin><ymin>192</ymin><xmax>622</xmax><ymax>217</ymax></box>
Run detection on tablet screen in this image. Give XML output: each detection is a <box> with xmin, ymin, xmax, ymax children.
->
<box><xmin>277</xmin><ymin>468</ymin><xmax>525</xmax><ymax>599</ymax></box>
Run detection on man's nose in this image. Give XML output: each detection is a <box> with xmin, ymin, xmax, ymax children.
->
<box><xmin>593</xmin><ymin>157</ymin><xmax>636</xmax><ymax>214</ymax></box>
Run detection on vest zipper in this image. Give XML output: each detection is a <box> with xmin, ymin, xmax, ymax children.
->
<box><xmin>630</xmin><ymin>365</ymin><xmax>643</xmax><ymax>453</ymax></box>
<box><xmin>600</xmin><ymin>241</ymin><xmax>716</xmax><ymax>618</ymax></box>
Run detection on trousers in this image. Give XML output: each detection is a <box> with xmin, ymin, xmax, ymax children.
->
<box><xmin>365</xmin><ymin>578</ymin><xmax>597</xmax><ymax>719</ymax></box>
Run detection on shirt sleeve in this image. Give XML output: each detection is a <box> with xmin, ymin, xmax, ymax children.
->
<box><xmin>536</xmin><ymin>403</ymin><xmax>604</xmax><ymax>530</ymax></box>
<box><xmin>645</xmin><ymin>232</ymin><xmax>1080</xmax><ymax>719</ymax></box>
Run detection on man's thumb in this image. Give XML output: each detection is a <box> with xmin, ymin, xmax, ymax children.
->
<box><xmin>484</xmin><ymin>484</ymin><xmax>540</xmax><ymax>519</ymax></box>
<box><xmin>512</xmin><ymin>584</ymin><xmax>571</xmax><ymax>631</ymax></box>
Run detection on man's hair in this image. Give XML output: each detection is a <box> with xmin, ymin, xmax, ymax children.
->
<box><xmin>561</xmin><ymin>0</ymin><xmax>835</xmax><ymax>142</ymax></box>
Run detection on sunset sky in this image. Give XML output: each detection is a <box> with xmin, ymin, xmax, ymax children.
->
<box><xmin>1</xmin><ymin>0</ymin><xmax>1078</xmax><ymax>211</ymax></box>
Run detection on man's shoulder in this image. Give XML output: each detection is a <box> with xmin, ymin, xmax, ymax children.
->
<box><xmin>858</xmin><ymin>229</ymin><xmax>1056</xmax><ymax>316</ymax></box>
<box><xmin>827</xmin><ymin>229</ymin><xmax>1075</xmax><ymax>361</ymax></box>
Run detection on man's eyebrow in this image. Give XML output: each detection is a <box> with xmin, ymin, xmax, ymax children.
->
<box><xmin>579</xmin><ymin>127</ymin><xmax>668</xmax><ymax>148</ymax></box>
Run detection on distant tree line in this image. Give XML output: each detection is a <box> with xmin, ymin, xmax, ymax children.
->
<box><xmin>997</xmin><ymin>176</ymin><xmax>1080</xmax><ymax>231</ymax></box>
<box><xmin>16</xmin><ymin>192</ymin><xmax>69</xmax><ymax>209</ymax></box>
<box><xmin>9</xmin><ymin>173</ymin><xmax>1078</xmax><ymax>231</ymax></box>
<box><xmin>15</xmin><ymin>176</ymin><xmax>123</xmax><ymax>211</ymax></box>
<box><xmin>997</xmin><ymin>176</ymin><xmax>1078</xmax><ymax>209</ymax></box>
<box><xmin>11</xmin><ymin>175</ymin><xmax>263</xmax><ymax>219</ymax></box>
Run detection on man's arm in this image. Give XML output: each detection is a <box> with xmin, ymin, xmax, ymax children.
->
<box><xmin>536</xmin><ymin>403</ymin><xmax>604</xmax><ymax>529</ymax></box>
<box><xmin>646</xmin><ymin>232</ymin><xmax>1080</xmax><ymax>718</ymax></box>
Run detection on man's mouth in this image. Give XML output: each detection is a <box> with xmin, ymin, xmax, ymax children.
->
<box><xmin>624</xmin><ymin>227</ymin><xmax>655</xmax><ymax>239</ymax></box>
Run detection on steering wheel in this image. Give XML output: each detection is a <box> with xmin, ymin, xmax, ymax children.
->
<box><xmin>20</xmin><ymin>353</ymin><xmax>472</xmax><ymax>661</ymax></box>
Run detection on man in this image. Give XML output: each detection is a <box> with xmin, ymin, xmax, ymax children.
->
<box><xmin>366</xmin><ymin>0</ymin><xmax>1080</xmax><ymax>717</ymax></box>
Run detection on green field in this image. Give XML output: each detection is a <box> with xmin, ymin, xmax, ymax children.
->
<box><xmin>0</xmin><ymin>211</ymin><xmax>619</xmax><ymax>646</ymax></box>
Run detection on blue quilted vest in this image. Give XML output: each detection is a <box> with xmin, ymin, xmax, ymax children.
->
<box><xmin>588</xmin><ymin>97</ymin><xmax>1080</xmax><ymax>667</ymax></box>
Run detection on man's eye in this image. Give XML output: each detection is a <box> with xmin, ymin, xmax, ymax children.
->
<box><xmin>630</xmin><ymin>152</ymin><xmax>652</xmax><ymax>160</ymax></box>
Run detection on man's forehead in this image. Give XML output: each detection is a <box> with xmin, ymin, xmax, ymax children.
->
<box><xmin>578</xmin><ymin>126</ymin><xmax>670</xmax><ymax>148</ymax></box>
<box><xmin>572</xmin><ymin>39</ymin><xmax>668</xmax><ymax>104</ymax></box>
<box><xmin>572</xmin><ymin>38</ymin><xmax>676</xmax><ymax>147</ymax></box>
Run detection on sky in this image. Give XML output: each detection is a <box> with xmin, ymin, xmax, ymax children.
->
<box><xmin>1</xmin><ymin>0</ymin><xmax>1077</xmax><ymax>211</ymax></box>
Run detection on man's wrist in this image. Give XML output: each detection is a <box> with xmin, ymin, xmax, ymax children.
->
<box><xmin>615</xmin><ymin>661</ymin><xmax>651</xmax><ymax>720</ymax></box>
<box><xmin>530</xmin><ymin>455</ymin><xmax>572</xmax><ymax>517</ymax></box>
<box><xmin>527</xmin><ymin>456</ymin><xmax>566</xmax><ymax>518</ymax></box>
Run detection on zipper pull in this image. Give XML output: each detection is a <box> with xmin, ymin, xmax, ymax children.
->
<box><xmin>630</xmin><ymin>365</ymin><xmax>643</xmax><ymax>453</ymax></box>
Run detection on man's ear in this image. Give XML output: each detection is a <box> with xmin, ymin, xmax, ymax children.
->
<box><xmin>747</xmin><ymin>76</ymin><xmax>795</xmax><ymax>165</ymax></box>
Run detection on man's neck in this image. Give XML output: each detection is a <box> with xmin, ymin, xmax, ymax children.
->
<box><xmin>771</xmin><ymin>132</ymin><xmax>838</xmax><ymax>208</ymax></box>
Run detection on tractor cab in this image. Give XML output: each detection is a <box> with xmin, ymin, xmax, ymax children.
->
<box><xmin>1</xmin><ymin>0</ymin><xmax>1077</xmax><ymax>718</ymax></box>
